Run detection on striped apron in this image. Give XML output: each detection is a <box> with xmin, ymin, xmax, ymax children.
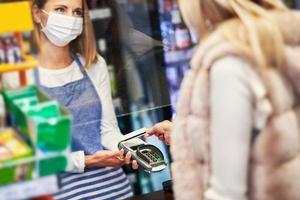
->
<box><xmin>34</xmin><ymin>54</ymin><xmax>133</xmax><ymax>200</ymax></box>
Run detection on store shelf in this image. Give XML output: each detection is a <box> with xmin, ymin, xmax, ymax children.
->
<box><xmin>89</xmin><ymin>8</ymin><xmax>112</xmax><ymax>20</ymax></box>
<box><xmin>0</xmin><ymin>2</ymin><xmax>33</xmax><ymax>34</ymax></box>
<box><xmin>0</xmin><ymin>151</ymin><xmax>68</xmax><ymax>169</ymax></box>
<box><xmin>164</xmin><ymin>48</ymin><xmax>194</xmax><ymax>65</ymax></box>
<box><xmin>0</xmin><ymin>54</ymin><xmax>37</xmax><ymax>73</ymax></box>
<box><xmin>0</xmin><ymin>2</ymin><xmax>60</xmax><ymax>200</ymax></box>
<box><xmin>0</xmin><ymin>175</ymin><xmax>59</xmax><ymax>200</ymax></box>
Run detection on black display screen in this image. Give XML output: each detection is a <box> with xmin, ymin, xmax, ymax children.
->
<box><xmin>130</xmin><ymin>145</ymin><xmax>142</xmax><ymax>151</ymax></box>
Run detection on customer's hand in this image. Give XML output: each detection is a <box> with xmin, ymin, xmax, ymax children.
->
<box><xmin>85</xmin><ymin>149</ymin><xmax>138</xmax><ymax>169</ymax></box>
<box><xmin>146</xmin><ymin>120</ymin><xmax>172</xmax><ymax>145</ymax></box>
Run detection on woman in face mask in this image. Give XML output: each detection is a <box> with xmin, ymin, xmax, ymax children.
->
<box><xmin>26</xmin><ymin>0</ymin><xmax>138</xmax><ymax>199</ymax></box>
<box><xmin>147</xmin><ymin>0</ymin><xmax>300</xmax><ymax>199</ymax></box>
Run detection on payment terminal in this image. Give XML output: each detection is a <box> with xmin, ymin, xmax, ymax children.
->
<box><xmin>118</xmin><ymin>128</ymin><xmax>167</xmax><ymax>173</ymax></box>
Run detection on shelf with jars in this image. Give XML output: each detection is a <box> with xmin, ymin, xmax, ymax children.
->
<box><xmin>0</xmin><ymin>1</ymin><xmax>38</xmax><ymax>86</ymax></box>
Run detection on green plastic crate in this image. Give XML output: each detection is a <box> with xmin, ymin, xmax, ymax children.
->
<box><xmin>26</xmin><ymin>101</ymin><xmax>71</xmax><ymax>152</ymax></box>
<box><xmin>1</xmin><ymin>86</ymin><xmax>72</xmax><ymax>184</ymax></box>
<box><xmin>2</xmin><ymin>86</ymin><xmax>72</xmax><ymax>153</ymax></box>
<box><xmin>2</xmin><ymin>86</ymin><xmax>37</xmax><ymax>114</ymax></box>
<box><xmin>39</xmin><ymin>155</ymin><xmax>67</xmax><ymax>177</ymax></box>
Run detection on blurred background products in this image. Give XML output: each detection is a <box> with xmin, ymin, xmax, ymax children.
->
<box><xmin>0</xmin><ymin>35</ymin><xmax>21</xmax><ymax>64</ymax></box>
<box><xmin>0</xmin><ymin>128</ymin><xmax>33</xmax><ymax>185</ymax></box>
<box><xmin>157</xmin><ymin>0</ymin><xmax>195</xmax><ymax>115</ymax></box>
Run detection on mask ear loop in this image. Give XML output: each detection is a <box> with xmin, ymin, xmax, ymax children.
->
<box><xmin>39</xmin><ymin>9</ymin><xmax>48</xmax><ymax>29</ymax></box>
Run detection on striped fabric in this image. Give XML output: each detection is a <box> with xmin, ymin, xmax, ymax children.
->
<box><xmin>54</xmin><ymin>167</ymin><xmax>133</xmax><ymax>200</ymax></box>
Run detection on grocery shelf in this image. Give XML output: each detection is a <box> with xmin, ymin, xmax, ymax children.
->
<box><xmin>0</xmin><ymin>1</ymin><xmax>37</xmax><ymax>85</ymax></box>
<box><xmin>164</xmin><ymin>48</ymin><xmax>194</xmax><ymax>65</ymax></box>
<box><xmin>0</xmin><ymin>151</ymin><xmax>68</xmax><ymax>169</ymax></box>
<box><xmin>0</xmin><ymin>1</ymin><xmax>33</xmax><ymax>34</ymax></box>
<box><xmin>0</xmin><ymin>86</ymin><xmax>71</xmax><ymax>199</ymax></box>
<box><xmin>0</xmin><ymin>54</ymin><xmax>37</xmax><ymax>73</ymax></box>
<box><xmin>0</xmin><ymin>175</ymin><xmax>59</xmax><ymax>200</ymax></box>
<box><xmin>0</xmin><ymin>2</ymin><xmax>61</xmax><ymax>200</ymax></box>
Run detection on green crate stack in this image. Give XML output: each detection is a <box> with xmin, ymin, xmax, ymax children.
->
<box><xmin>0</xmin><ymin>85</ymin><xmax>72</xmax><ymax>186</ymax></box>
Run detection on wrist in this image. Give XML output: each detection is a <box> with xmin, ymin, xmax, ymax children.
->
<box><xmin>85</xmin><ymin>155</ymin><xmax>96</xmax><ymax>168</ymax></box>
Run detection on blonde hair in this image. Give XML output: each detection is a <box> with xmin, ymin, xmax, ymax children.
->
<box><xmin>31</xmin><ymin>0</ymin><xmax>98</xmax><ymax>68</ymax></box>
<box><xmin>178</xmin><ymin>0</ymin><xmax>288</xmax><ymax>71</ymax></box>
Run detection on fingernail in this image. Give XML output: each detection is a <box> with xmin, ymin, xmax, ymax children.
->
<box><xmin>117</xmin><ymin>157</ymin><xmax>124</xmax><ymax>161</ymax></box>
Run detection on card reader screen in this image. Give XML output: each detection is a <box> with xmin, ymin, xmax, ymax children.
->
<box><xmin>130</xmin><ymin>145</ymin><xmax>142</xmax><ymax>151</ymax></box>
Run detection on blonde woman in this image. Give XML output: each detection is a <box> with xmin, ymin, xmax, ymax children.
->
<box><xmin>148</xmin><ymin>0</ymin><xmax>300</xmax><ymax>199</ymax></box>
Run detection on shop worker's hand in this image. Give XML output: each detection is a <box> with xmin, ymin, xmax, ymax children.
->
<box><xmin>146</xmin><ymin>120</ymin><xmax>172</xmax><ymax>145</ymax></box>
<box><xmin>85</xmin><ymin>149</ymin><xmax>138</xmax><ymax>169</ymax></box>
<box><xmin>122</xmin><ymin>149</ymin><xmax>139</xmax><ymax>170</ymax></box>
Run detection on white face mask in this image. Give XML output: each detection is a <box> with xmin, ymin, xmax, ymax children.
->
<box><xmin>41</xmin><ymin>10</ymin><xmax>83</xmax><ymax>47</ymax></box>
